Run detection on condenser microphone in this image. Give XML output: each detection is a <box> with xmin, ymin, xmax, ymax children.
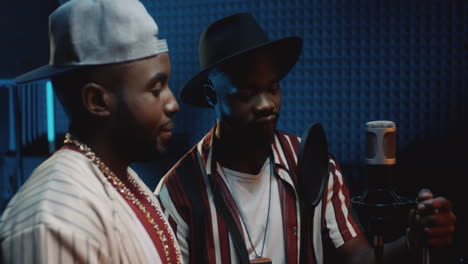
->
<box><xmin>353</xmin><ymin>120</ymin><xmax>416</xmax><ymax>264</ymax></box>
<box><xmin>364</xmin><ymin>120</ymin><xmax>397</xmax><ymax>197</ymax></box>
<box><xmin>366</xmin><ymin>120</ymin><xmax>396</xmax><ymax>165</ymax></box>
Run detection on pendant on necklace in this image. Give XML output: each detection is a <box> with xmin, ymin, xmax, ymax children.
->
<box><xmin>250</xmin><ymin>257</ymin><xmax>272</xmax><ymax>264</ymax></box>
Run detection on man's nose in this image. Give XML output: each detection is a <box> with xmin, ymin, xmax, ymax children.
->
<box><xmin>254</xmin><ymin>93</ymin><xmax>275</xmax><ymax>113</ymax></box>
<box><xmin>164</xmin><ymin>89</ymin><xmax>180</xmax><ymax>116</ymax></box>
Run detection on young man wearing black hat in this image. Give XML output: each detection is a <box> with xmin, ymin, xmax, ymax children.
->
<box><xmin>155</xmin><ymin>13</ymin><xmax>456</xmax><ymax>264</ymax></box>
<box><xmin>0</xmin><ymin>0</ymin><xmax>182</xmax><ymax>263</ymax></box>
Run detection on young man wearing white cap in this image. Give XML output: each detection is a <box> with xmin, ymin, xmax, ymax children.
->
<box><xmin>0</xmin><ymin>0</ymin><xmax>182</xmax><ymax>263</ymax></box>
<box><xmin>155</xmin><ymin>13</ymin><xmax>456</xmax><ymax>264</ymax></box>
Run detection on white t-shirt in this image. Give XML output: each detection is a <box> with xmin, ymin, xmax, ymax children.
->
<box><xmin>218</xmin><ymin>159</ymin><xmax>286</xmax><ymax>263</ymax></box>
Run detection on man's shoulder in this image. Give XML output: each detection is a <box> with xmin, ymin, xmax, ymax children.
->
<box><xmin>0</xmin><ymin>149</ymin><xmax>109</xmax><ymax>235</ymax></box>
<box><xmin>275</xmin><ymin>130</ymin><xmax>301</xmax><ymax>148</ymax></box>
<box><xmin>33</xmin><ymin>148</ymin><xmax>91</xmax><ymax>175</ymax></box>
<box><xmin>26</xmin><ymin>149</ymin><xmax>103</xmax><ymax>191</ymax></box>
<box><xmin>274</xmin><ymin>130</ymin><xmax>342</xmax><ymax>169</ymax></box>
<box><xmin>274</xmin><ymin>130</ymin><xmax>301</xmax><ymax>157</ymax></box>
<box><xmin>163</xmin><ymin>144</ymin><xmax>201</xmax><ymax>180</ymax></box>
<box><xmin>156</xmin><ymin>142</ymin><xmax>206</xmax><ymax>200</ymax></box>
<box><xmin>276</xmin><ymin>130</ymin><xmax>300</xmax><ymax>140</ymax></box>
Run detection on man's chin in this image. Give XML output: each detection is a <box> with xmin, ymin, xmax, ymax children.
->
<box><xmin>244</xmin><ymin>128</ymin><xmax>275</xmax><ymax>145</ymax></box>
<box><xmin>130</xmin><ymin>144</ymin><xmax>166</xmax><ymax>162</ymax></box>
<box><xmin>252</xmin><ymin>118</ymin><xmax>277</xmax><ymax>133</ymax></box>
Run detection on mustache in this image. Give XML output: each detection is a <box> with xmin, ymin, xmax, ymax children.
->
<box><xmin>160</xmin><ymin>121</ymin><xmax>175</xmax><ymax>131</ymax></box>
<box><xmin>254</xmin><ymin>111</ymin><xmax>279</xmax><ymax>121</ymax></box>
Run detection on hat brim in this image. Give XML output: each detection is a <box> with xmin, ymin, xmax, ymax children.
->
<box><xmin>15</xmin><ymin>64</ymin><xmax>79</xmax><ymax>84</ymax></box>
<box><xmin>180</xmin><ymin>36</ymin><xmax>303</xmax><ymax>108</ymax></box>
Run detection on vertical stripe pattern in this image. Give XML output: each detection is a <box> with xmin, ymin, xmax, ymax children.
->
<box><xmin>1</xmin><ymin>149</ymin><xmax>171</xmax><ymax>264</ymax></box>
<box><xmin>155</xmin><ymin>127</ymin><xmax>362</xmax><ymax>264</ymax></box>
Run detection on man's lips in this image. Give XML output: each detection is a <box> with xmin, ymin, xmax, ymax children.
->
<box><xmin>255</xmin><ymin>114</ymin><xmax>278</xmax><ymax>123</ymax></box>
<box><xmin>159</xmin><ymin>122</ymin><xmax>174</xmax><ymax>138</ymax></box>
<box><xmin>160</xmin><ymin>121</ymin><xmax>174</xmax><ymax>132</ymax></box>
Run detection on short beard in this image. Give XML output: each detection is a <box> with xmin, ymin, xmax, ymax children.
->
<box><xmin>111</xmin><ymin>100</ymin><xmax>163</xmax><ymax>163</ymax></box>
<box><xmin>248</xmin><ymin>128</ymin><xmax>275</xmax><ymax>146</ymax></box>
<box><xmin>231</xmin><ymin>124</ymin><xmax>275</xmax><ymax>148</ymax></box>
<box><xmin>130</xmin><ymin>138</ymin><xmax>163</xmax><ymax>162</ymax></box>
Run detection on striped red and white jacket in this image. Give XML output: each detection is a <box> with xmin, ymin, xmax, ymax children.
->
<box><xmin>155</xmin><ymin>127</ymin><xmax>361</xmax><ymax>264</ymax></box>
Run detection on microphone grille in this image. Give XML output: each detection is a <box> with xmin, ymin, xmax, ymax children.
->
<box><xmin>365</xmin><ymin>120</ymin><xmax>396</xmax><ymax>165</ymax></box>
<box><xmin>365</xmin><ymin>120</ymin><xmax>396</xmax><ymax>129</ymax></box>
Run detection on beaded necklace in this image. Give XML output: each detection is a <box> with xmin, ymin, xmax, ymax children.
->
<box><xmin>64</xmin><ymin>133</ymin><xmax>182</xmax><ymax>264</ymax></box>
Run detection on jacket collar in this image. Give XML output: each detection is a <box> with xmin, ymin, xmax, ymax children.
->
<box><xmin>196</xmin><ymin>125</ymin><xmax>297</xmax><ymax>189</ymax></box>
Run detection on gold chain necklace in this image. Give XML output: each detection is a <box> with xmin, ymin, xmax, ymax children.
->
<box><xmin>64</xmin><ymin>133</ymin><xmax>181</xmax><ymax>264</ymax></box>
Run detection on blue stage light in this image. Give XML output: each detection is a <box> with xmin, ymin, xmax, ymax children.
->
<box><xmin>46</xmin><ymin>80</ymin><xmax>55</xmax><ymax>153</ymax></box>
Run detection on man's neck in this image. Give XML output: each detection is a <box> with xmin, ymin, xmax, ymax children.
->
<box><xmin>214</xmin><ymin>122</ymin><xmax>273</xmax><ymax>174</ymax></box>
<box><xmin>70</xmin><ymin>128</ymin><xmax>130</xmax><ymax>178</ymax></box>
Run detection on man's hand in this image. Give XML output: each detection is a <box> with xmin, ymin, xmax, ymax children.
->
<box><xmin>407</xmin><ymin>188</ymin><xmax>456</xmax><ymax>249</ymax></box>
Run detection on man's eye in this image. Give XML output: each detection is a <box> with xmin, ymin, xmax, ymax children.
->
<box><xmin>152</xmin><ymin>89</ymin><xmax>162</xmax><ymax>96</ymax></box>
<box><xmin>152</xmin><ymin>83</ymin><xmax>163</xmax><ymax>96</ymax></box>
<box><xmin>237</xmin><ymin>90</ymin><xmax>252</xmax><ymax>98</ymax></box>
<box><xmin>270</xmin><ymin>83</ymin><xmax>280</xmax><ymax>92</ymax></box>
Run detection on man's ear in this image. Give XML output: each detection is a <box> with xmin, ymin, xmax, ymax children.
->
<box><xmin>81</xmin><ymin>83</ymin><xmax>112</xmax><ymax>118</ymax></box>
<box><xmin>203</xmin><ymin>82</ymin><xmax>217</xmax><ymax>107</ymax></box>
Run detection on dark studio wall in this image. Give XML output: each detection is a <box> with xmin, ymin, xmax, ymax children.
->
<box><xmin>0</xmin><ymin>1</ymin><xmax>57</xmax><ymax>78</ymax></box>
<box><xmin>0</xmin><ymin>0</ymin><xmax>466</xmax><ymax>262</ymax></box>
<box><xmin>0</xmin><ymin>0</ymin><xmax>58</xmax><ymax>210</ymax></box>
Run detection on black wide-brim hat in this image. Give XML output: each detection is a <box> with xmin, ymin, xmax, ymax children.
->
<box><xmin>180</xmin><ymin>13</ymin><xmax>303</xmax><ymax>108</ymax></box>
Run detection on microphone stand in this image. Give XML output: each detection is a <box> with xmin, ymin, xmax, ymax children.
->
<box><xmin>351</xmin><ymin>166</ymin><xmax>416</xmax><ymax>264</ymax></box>
<box><xmin>372</xmin><ymin>215</ymin><xmax>385</xmax><ymax>264</ymax></box>
<box><xmin>354</xmin><ymin>120</ymin><xmax>422</xmax><ymax>264</ymax></box>
<box><xmin>422</xmin><ymin>248</ymin><xmax>430</xmax><ymax>264</ymax></box>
